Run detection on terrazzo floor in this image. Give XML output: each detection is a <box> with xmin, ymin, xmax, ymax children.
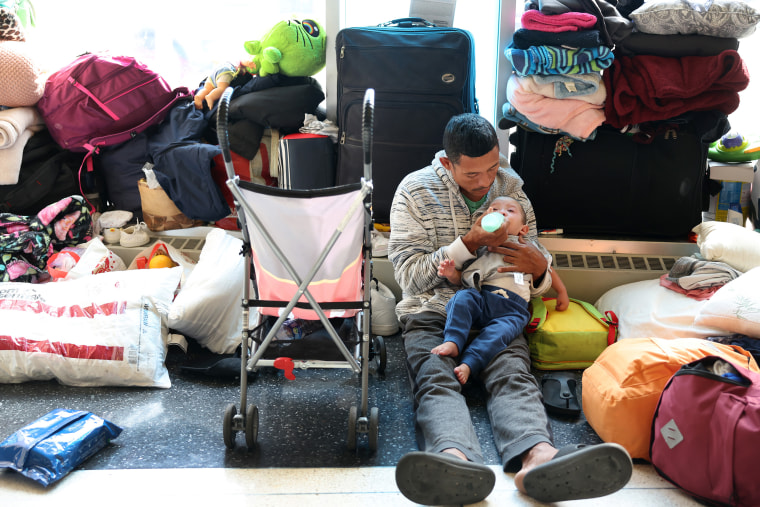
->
<box><xmin>0</xmin><ymin>333</ymin><xmax>701</xmax><ymax>505</ymax></box>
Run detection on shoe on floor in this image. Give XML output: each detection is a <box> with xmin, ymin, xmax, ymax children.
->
<box><xmin>120</xmin><ymin>221</ymin><xmax>150</xmax><ymax>247</ymax></box>
<box><xmin>542</xmin><ymin>371</ymin><xmax>581</xmax><ymax>417</ymax></box>
<box><xmin>395</xmin><ymin>451</ymin><xmax>495</xmax><ymax>505</ymax></box>
<box><xmin>371</xmin><ymin>279</ymin><xmax>399</xmax><ymax>336</ymax></box>
<box><xmin>371</xmin><ymin>229</ymin><xmax>389</xmax><ymax>257</ymax></box>
<box><xmin>523</xmin><ymin>443</ymin><xmax>633</xmax><ymax>503</ymax></box>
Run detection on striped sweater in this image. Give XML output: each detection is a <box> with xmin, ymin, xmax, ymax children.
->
<box><xmin>388</xmin><ymin>150</ymin><xmax>552</xmax><ymax>318</ymax></box>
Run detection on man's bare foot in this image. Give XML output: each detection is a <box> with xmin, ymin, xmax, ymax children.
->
<box><xmin>431</xmin><ymin>341</ymin><xmax>459</xmax><ymax>357</ymax></box>
<box><xmin>454</xmin><ymin>364</ymin><xmax>471</xmax><ymax>384</ymax></box>
<box><xmin>513</xmin><ymin>442</ymin><xmax>557</xmax><ymax>494</ymax></box>
<box><xmin>442</xmin><ymin>447</ymin><xmax>468</xmax><ymax>460</ymax></box>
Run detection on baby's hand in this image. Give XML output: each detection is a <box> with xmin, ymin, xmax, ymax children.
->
<box><xmin>555</xmin><ymin>292</ymin><xmax>570</xmax><ymax>311</ymax></box>
<box><xmin>438</xmin><ymin>259</ymin><xmax>456</xmax><ymax>278</ymax></box>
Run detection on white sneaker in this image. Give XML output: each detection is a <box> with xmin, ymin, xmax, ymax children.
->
<box><xmin>371</xmin><ymin>279</ymin><xmax>399</xmax><ymax>336</ymax></box>
<box><xmin>120</xmin><ymin>221</ymin><xmax>151</xmax><ymax>247</ymax></box>
<box><xmin>371</xmin><ymin>229</ymin><xmax>389</xmax><ymax>257</ymax></box>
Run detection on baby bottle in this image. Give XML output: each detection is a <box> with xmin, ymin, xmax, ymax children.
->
<box><xmin>481</xmin><ymin>212</ymin><xmax>505</xmax><ymax>232</ymax></box>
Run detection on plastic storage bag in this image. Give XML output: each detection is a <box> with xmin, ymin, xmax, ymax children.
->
<box><xmin>0</xmin><ymin>408</ymin><xmax>122</xmax><ymax>486</ymax></box>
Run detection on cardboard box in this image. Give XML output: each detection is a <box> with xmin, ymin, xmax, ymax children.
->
<box><xmin>704</xmin><ymin>161</ymin><xmax>755</xmax><ymax>224</ymax></box>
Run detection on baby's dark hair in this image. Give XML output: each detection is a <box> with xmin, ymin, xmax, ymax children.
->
<box><xmin>443</xmin><ymin>113</ymin><xmax>498</xmax><ymax>165</ymax></box>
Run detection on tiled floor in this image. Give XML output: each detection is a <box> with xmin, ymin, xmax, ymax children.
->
<box><xmin>0</xmin><ymin>334</ymin><xmax>701</xmax><ymax>505</ymax></box>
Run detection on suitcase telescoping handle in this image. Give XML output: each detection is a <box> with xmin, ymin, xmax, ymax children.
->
<box><xmin>379</xmin><ymin>17</ymin><xmax>436</xmax><ymax>27</ymax></box>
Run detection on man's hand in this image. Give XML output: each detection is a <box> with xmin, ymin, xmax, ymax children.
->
<box><xmin>461</xmin><ymin>215</ymin><xmax>509</xmax><ymax>254</ymax></box>
<box><xmin>488</xmin><ymin>235</ymin><xmax>548</xmax><ymax>280</ymax></box>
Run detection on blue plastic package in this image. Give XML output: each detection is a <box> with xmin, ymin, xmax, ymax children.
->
<box><xmin>0</xmin><ymin>408</ymin><xmax>123</xmax><ymax>486</ymax></box>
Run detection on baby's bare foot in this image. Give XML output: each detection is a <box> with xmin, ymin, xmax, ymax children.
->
<box><xmin>431</xmin><ymin>341</ymin><xmax>459</xmax><ymax>357</ymax></box>
<box><xmin>454</xmin><ymin>364</ymin><xmax>471</xmax><ymax>384</ymax></box>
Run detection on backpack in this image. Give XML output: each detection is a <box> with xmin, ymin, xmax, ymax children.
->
<box><xmin>582</xmin><ymin>337</ymin><xmax>759</xmax><ymax>461</ymax></box>
<box><xmin>38</xmin><ymin>53</ymin><xmax>190</xmax><ymax>153</ymax></box>
<box><xmin>0</xmin><ymin>130</ymin><xmax>80</xmax><ymax>215</ymax></box>
<box><xmin>650</xmin><ymin>356</ymin><xmax>760</xmax><ymax>506</ymax></box>
<box><xmin>525</xmin><ymin>297</ymin><xmax>618</xmax><ymax>370</ymax></box>
<box><xmin>37</xmin><ymin>53</ymin><xmax>191</xmax><ymax>206</ymax></box>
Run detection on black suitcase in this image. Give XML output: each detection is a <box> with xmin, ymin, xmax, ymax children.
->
<box><xmin>508</xmin><ymin>112</ymin><xmax>730</xmax><ymax>238</ymax></box>
<box><xmin>335</xmin><ymin>18</ymin><xmax>478</xmax><ymax>224</ymax></box>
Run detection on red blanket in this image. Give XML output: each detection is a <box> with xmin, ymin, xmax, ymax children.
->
<box><xmin>603</xmin><ymin>49</ymin><xmax>749</xmax><ymax>128</ymax></box>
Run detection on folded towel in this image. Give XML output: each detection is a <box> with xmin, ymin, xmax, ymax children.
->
<box><xmin>521</xmin><ymin>10</ymin><xmax>598</xmax><ymax>33</ymax></box>
<box><xmin>0</xmin><ymin>105</ymin><xmax>42</xmax><ymax>148</ymax></box>
<box><xmin>0</xmin><ymin>106</ymin><xmax>44</xmax><ymax>185</ymax></box>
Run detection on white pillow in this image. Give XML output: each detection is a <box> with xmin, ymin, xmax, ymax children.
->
<box><xmin>169</xmin><ymin>229</ymin><xmax>245</xmax><ymax>354</ymax></box>
<box><xmin>0</xmin><ymin>267</ymin><xmax>182</xmax><ymax>387</ymax></box>
<box><xmin>630</xmin><ymin>0</ymin><xmax>760</xmax><ymax>38</ymax></box>
<box><xmin>693</xmin><ymin>221</ymin><xmax>760</xmax><ymax>272</ymax></box>
<box><xmin>594</xmin><ymin>278</ymin><xmax>725</xmax><ymax>340</ymax></box>
<box><xmin>694</xmin><ymin>266</ymin><xmax>760</xmax><ymax>338</ymax></box>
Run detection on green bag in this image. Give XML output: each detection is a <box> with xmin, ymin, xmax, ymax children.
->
<box><xmin>0</xmin><ymin>0</ymin><xmax>34</xmax><ymax>28</ymax></box>
<box><xmin>525</xmin><ymin>297</ymin><xmax>618</xmax><ymax>370</ymax></box>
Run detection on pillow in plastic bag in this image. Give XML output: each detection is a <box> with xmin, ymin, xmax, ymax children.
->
<box><xmin>0</xmin><ymin>408</ymin><xmax>122</xmax><ymax>486</ymax></box>
<box><xmin>0</xmin><ymin>266</ymin><xmax>182</xmax><ymax>387</ymax></box>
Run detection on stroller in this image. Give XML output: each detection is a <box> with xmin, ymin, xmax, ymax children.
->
<box><xmin>217</xmin><ymin>87</ymin><xmax>385</xmax><ymax>452</ymax></box>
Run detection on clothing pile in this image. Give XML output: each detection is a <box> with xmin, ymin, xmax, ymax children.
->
<box><xmin>502</xmin><ymin>0</ymin><xmax>759</xmax><ymax>137</ymax></box>
<box><xmin>0</xmin><ymin>195</ymin><xmax>92</xmax><ymax>283</ymax></box>
<box><xmin>660</xmin><ymin>254</ymin><xmax>744</xmax><ymax>301</ymax></box>
<box><xmin>501</xmin><ymin>0</ymin><xmax>633</xmax><ymax>140</ymax></box>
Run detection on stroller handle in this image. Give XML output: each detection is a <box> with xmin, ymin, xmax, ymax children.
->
<box><xmin>217</xmin><ymin>87</ymin><xmax>235</xmax><ymax>179</ymax></box>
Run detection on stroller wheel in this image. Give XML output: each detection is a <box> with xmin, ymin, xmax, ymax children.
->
<box><xmin>368</xmin><ymin>406</ymin><xmax>379</xmax><ymax>452</ymax></box>
<box><xmin>223</xmin><ymin>403</ymin><xmax>237</xmax><ymax>449</ymax></box>
<box><xmin>245</xmin><ymin>404</ymin><xmax>259</xmax><ymax>449</ymax></box>
<box><xmin>347</xmin><ymin>405</ymin><xmax>358</xmax><ymax>451</ymax></box>
<box><xmin>371</xmin><ymin>335</ymin><xmax>387</xmax><ymax>375</ymax></box>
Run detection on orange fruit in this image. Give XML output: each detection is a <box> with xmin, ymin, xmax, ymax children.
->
<box><xmin>149</xmin><ymin>254</ymin><xmax>177</xmax><ymax>269</ymax></box>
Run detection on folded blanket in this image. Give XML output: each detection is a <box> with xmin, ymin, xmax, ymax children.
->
<box><xmin>507</xmin><ymin>74</ymin><xmax>605</xmax><ymax>140</ymax></box>
<box><xmin>505</xmin><ymin>45</ymin><xmax>614</xmax><ymax>76</ymax></box>
<box><xmin>603</xmin><ymin>49</ymin><xmax>749</xmax><ymax>128</ymax></box>
<box><xmin>521</xmin><ymin>9</ymin><xmax>597</xmax><ymax>32</ymax></box>
<box><xmin>665</xmin><ymin>255</ymin><xmax>743</xmax><ymax>290</ymax></box>
<box><xmin>510</xmin><ymin>28</ymin><xmax>606</xmax><ymax>49</ymax></box>
<box><xmin>0</xmin><ymin>105</ymin><xmax>44</xmax><ymax>185</ymax></box>
<box><xmin>518</xmin><ymin>72</ymin><xmax>606</xmax><ymax>104</ymax></box>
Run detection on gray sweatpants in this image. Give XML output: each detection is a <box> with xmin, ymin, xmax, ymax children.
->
<box><xmin>400</xmin><ymin>311</ymin><xmax>552</xmax><ymax>471</ymax></box>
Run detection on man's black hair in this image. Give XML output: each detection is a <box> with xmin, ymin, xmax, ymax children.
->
<box><xmin>442</xmin><ymin>113</ymin><xmax>499</xmax><ymax>165</ymax></box>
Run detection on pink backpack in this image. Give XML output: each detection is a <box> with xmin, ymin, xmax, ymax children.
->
<box><xmin>650</xmin><ymin>355</ymin><xmax>760</xmax><ymax>507</ymax></box>
<box><xmin>37</xmin><ymin>53</ymin><xmax>191</xmax><ymax>205</ymax></box>
<box><xmin>38</xmin><ymin>53</ymin><xmax>190</xmax><ymax>153</ymax></box>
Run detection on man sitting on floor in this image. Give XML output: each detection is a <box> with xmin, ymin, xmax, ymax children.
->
<box><xmin>388</xmin><ymin>113</ymin><xmax>632</xmax><ymax>504</ymax></box>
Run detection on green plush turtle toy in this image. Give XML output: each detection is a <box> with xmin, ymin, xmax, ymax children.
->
<box><xmin>244</xmin><ymin>18</ymin><xmax>327</xmax><ymax>78</ymax></box>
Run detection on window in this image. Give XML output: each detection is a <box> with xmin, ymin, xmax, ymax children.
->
<box><xmin>22</xmin><ymin>1</ymin><xmax>760</xmax><ymax>135</ymax></box>
<box><xmin>28</xmin><ymin>1</ymin><xmax>327</xmax><ymax>91</ymax></box>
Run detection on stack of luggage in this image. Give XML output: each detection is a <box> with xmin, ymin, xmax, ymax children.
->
<box><xmin>506</xmin><ymin>0</ymin><xmax>755</xmax><ymax>238</ymax></box>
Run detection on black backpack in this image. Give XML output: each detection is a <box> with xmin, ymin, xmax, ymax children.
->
<box><xmin>0</xmin><ymin>130</ymin><xmax>81</xmax><ymax>216</ymax></box>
